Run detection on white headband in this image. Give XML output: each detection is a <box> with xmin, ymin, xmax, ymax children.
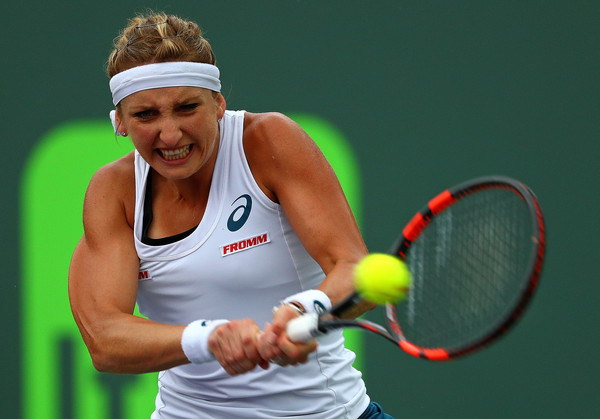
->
<box><xmin>109</xmin><ymin>62</ymin><xmax>221</xmax><ymax>135</ymax></box>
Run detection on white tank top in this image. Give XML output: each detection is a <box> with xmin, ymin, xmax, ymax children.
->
<box><xmin>134</xmin><ymin>110</ymin><xmax>369</xmax><ymax>418</ymax></box>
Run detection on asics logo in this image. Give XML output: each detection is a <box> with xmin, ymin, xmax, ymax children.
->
<box><xmin>227</xmin><ymin>194</ymin><xmax>252</xmax><ymax>232</ymax></box>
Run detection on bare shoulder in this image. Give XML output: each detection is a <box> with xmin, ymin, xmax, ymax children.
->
<box><xmin>244</xmin><ymin>111</ymin><xmax>299</xmax><ymax>134</ymax></box>
<box><xmin>84</xmin><ymin>151</ymin><xmax>136</xmax><ymax>230</ymax></box>
<box><xmin>86</xmin><ymin>152</ymin><xmax>135</xmax><ymax>199</ymax></box>
<box><xmin>243</xmin><ymin>112</ymin><xmax>321</xmax><ymax>163</ymax></box>
<box><xmin>242</xmin><ymin>112</ymin><xmax>333</xmax><ymax>202</ymax></box>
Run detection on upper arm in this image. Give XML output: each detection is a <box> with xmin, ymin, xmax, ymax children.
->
<box><xmin>68</xmin><ymin>159</ymin><xmax>139</xmax><ymax>345</ymax></box>
<box><xmin>244</xmin><ymin>113</ymin><xmax>368</xmax><ymax>302</ymax></box>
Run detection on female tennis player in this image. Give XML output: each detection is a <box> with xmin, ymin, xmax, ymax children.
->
<box><xmin>68</xmin><ymin>11</ymin><xmax>393</xmax><ymax>418</ymax></box>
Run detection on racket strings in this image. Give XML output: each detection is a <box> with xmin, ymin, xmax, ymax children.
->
<box><xmin>396</xmin><ymin>188</ymin><xmax>534</xmax><ymax>350</ymax></box>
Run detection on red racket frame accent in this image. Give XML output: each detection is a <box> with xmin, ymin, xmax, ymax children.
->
<box><xmin>391</xmin><ymin>176</ymin><xmax>546</xmax><ymax>361</ymax></box>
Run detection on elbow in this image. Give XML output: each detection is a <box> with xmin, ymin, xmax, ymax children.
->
<box><xmin>87</xmin><ymin>342</ymin><xmax>119</xmax><ymax>373</ymax></box>
<box><xmin>86</xmin><ymin>337</ymin><xmax>156</xmax><ymax>374</ymax></box>
<box><xmin>91</xmin><ymin>357</ymin><xmax>111</xmax><ymax>373</ymax></box>
<box><xmin>80</xmin><ymin>326</ymin><xmax>129</xmax><ymax>373</ymax></box>
<box><xmin>91</xmin><ymin>355</ymin><xmax>113</xmax><ymax>374</ymax></box>
<box><xmin>72</xmin><ymin>313</ymin><xmax>133</xmax><ymax>373</ymax></box>
<box><xmin>73</xmin><ymin>321</ymin><xmax>119</xmax><ymax>372</ymax></box>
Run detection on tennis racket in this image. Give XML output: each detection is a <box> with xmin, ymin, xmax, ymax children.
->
<box><xmin>287</xmin><ymin>176</ymin><xmax>545</xmax><ymax>361</ymax></box>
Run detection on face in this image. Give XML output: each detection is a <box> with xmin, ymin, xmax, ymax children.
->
<box><xmin>116</xmin><ymin>86</ymin><xmax>226</xmax><ymax>180</ymax></box>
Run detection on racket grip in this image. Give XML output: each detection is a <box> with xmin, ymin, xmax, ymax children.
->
<box><xmin>286</xmin><ymin>312</ymin><xmax>320</xmax><ymax>342</ymax></box>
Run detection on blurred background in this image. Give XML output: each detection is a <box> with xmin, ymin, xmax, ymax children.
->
<box><xmin>3</xmin><ymin>1</ymin><xmax>598</xmax><ymax>417</ymax></box>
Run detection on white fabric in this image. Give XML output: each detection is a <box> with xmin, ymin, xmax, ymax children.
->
<box><xmin>134</xmin><ymin>110</ymin><xmax>369</xmax><ymax>418</ymax></box>
<box><xmin>181</xmin><ymin>319</ymin><xmax>229</xmax><ymax>364</ymax></box>
<box><xmin>109</xmin><ymin>61</ymin><xmax>221</xmax><ymax>105</ymax></box>
<box><xmin>283</xmin><ymin>289</ymin><xmax>332</xmax><ymax>314</ymax></box>
<box><xmin>108</xmin><ymin>62</ymin><xmax>221</xmax><ymax>135</ymax></box>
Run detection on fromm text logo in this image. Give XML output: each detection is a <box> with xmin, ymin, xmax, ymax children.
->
<box><xmin>221</xmin><ymin>232</ymin><xmax>270</xmax><ymax>257</ymax></box>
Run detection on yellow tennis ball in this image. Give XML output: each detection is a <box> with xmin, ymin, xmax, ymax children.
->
<box><xmin>354</xmin><ymin>253</ymin><xmax>412</xmax><ymax>305</ymax></box>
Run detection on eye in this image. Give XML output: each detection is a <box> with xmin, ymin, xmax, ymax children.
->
<box><xmin>133</xmin><ymin>109</ymin><xmax>155</xmax><ymax>119</ymax></box>
<box><xmin>179</xmin><ymin>103</ymin><xmax>199</xmax><ymax>112</ymax></box>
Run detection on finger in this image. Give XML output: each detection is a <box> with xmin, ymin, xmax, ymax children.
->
<box><xmin>208</xmin><ymin>325</ymin><xmax>238</xmax><ymax>375</ymax></box>
<box><xmin>272</xmin><ymin>305</ymin><xmax>300</xmax><ymax>330</ymax></box>
<box><xmin>257</xmin><ymin>323</ymin><xmax>282</xmax><ymax>361</ymax></box>
<box><xmin>277</xmin><ymin>335</ymin><xmax>317</xmax><ymax>365</ymax></box>
<box><xmin>262</xmin><ymin>323</ymin><xmax>279</xmax><ymax>345</ymax></box>
<box><xmin>213</xmin><ymin>322</ymin><xmax>256</xmax><ymax>375</ymax></box>
<box><xmin>240</xmin><ymin>322</ymin><xmax>265</xmax><ymax>364</ymax></box>
<box><xmin>271</xmin><ymin>355</ymin><xmax>286</xmax><ymax>366</ymax></box>
<box><xmin>227</xmin><ymin>321</ymin><xmax>263</xmax><ymax>374</ymax></box>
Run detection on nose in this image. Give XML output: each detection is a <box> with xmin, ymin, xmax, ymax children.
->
<box><xmin>159</xmin><ymin>116</ymin><xmax>183</xmax><ymax>147</ymax></box>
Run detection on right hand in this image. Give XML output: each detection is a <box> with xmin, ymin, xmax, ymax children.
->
<box><xmin>208</xmin><ymin>319</ymin><xmax>270</xmax><ymax>375</ymax></box>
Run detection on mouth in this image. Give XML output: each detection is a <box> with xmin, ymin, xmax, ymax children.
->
<box><xmin>158</xmin><ymin>145</ymin><xmax>192</xmax><ymax>161</ymax></box>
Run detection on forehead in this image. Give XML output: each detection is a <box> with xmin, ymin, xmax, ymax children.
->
<box><xmin>121</xmin><ymin>86</ymin><xmax>213</xmax><ymax>107</ymax></box>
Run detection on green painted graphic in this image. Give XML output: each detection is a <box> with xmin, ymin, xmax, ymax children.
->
<box><xmin>21</xmin><ymin>114</ymin><xmax>362</xmax><ymax>418</ymax></box>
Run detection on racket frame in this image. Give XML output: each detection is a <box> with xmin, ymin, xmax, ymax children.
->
<box><xmin>390</xmin><ymin>176</ymin><xmax>546</xmax><ymax>360</ymax></box>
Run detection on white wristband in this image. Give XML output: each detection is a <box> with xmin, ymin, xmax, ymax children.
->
<box><xmin>283</xmin><ymin>290</ymin><xmax>332</xmax><ymax>314</ymax></box>
<box><xmin>181</xmin><ymin>319</ymin><xmax>229</xmax><ymax>364</ymax></box>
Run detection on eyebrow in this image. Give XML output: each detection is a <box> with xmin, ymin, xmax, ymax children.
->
<box><xmin>127</xmin><ymin>94</ymin><xmax>206</xmax><ymax>111</ymax></box>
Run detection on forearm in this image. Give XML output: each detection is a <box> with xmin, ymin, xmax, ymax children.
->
<box><xmin>317</xmin><ymin>259</ymin><xmax>376</xmax><ymax>319</ymax></box>
<box><xmin>79</xmin><ymin>311</ymin><xmax>188</xmax><ymax>374</ymax></box>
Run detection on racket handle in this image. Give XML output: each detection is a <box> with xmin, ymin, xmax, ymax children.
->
<box><xmin>286</xmin><ymin>312</ymin><xmax>320</xmax><ymax>342</ymax></box>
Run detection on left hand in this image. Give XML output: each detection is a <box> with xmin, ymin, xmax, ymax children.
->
<box><xmin>257</xmin><ymin>304</ymin><xmax>317</xmax><ymax>366</ymax></box>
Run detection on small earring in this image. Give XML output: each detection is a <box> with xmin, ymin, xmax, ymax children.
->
<box><xmin>120</xmin><ymin>131</ymin><xmax>127</xmax><ymax>136</ymax></box>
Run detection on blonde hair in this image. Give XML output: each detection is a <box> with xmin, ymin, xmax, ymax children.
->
<box><xmin>107</xmin><ymin>12</ymin><xmax>216</xmax><ymax>78</ymax></box>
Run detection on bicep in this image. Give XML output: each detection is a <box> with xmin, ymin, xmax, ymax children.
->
<box><xmin>68</xmin><ymin>169</ymin><xmax>140</xmax><ymax>338</ymax></box>
<box><xmin>69</xmin><ymin>232</ymin><xmax>139</xmax><ymax>320</ymax></box>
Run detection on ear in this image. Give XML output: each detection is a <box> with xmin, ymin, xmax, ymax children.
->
<box><xmin>111</xmin><ymin>108</ymin><xmax>129</xmax><ymax>137</ymax></box>
<box><xmin>215</xmin><ymin>93</ymin><xmax>226</xmax><ymax>119</ymax></box>
<box><xmin>114</xmin><ymin>108</ymin><xmax>124</xmax><ymax>130</ymax></box>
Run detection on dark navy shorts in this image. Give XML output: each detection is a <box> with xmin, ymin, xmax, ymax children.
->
<box><xmin>358</xmin><ymin>401</ymin><xmax>395</xmax><ymax>418</ymax></box>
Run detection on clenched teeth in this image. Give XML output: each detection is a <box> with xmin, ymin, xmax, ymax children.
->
<box><xmin>160</xmin><ymin>145</ymin><xmax>192</xmax><ymax>161</ymax></box>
